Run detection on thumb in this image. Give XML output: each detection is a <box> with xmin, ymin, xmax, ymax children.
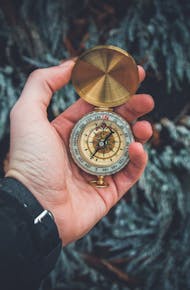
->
<box><xmin>11</xmin><ymin>60</ymin><xmax>75</xmax><ymax>119</ymax></box>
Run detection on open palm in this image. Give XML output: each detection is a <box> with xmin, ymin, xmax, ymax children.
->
<box><xmin>7</xmin><ymin>60</ymin><xmax>154</xmax><ymax>244</ymax></box>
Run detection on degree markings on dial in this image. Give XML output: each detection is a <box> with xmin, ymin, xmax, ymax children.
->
<box><xmin>70</xmin><ymin>111</ymin><xmax>133</xmax><ymax>175</ymax></box>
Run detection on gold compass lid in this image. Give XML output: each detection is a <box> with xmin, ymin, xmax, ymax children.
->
<box><xmin>71</xmin><ymin>45</ymin><xmax>139</xmax><ymax>107</ymax></box>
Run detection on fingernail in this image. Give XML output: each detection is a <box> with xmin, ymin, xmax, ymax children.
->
<box><xmin>59</xmin><ymin>57</ymin><xmax>78</xmax><ymax>67</ymax></box>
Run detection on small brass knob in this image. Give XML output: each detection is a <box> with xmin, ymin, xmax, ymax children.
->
<box><xmin>89</xmin><ymin>176</ymin><xmax>108</xmax><ymax>188</ymax></box>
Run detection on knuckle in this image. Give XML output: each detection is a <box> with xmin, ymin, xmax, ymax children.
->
<box><xmin>28</xmin><ymin>68</ymin><xmax>53</xmax><ymax>93</ymax></box>
<box><xmin>10</xmin><ymin>103</ymin><xmax>19</xmax><ymax>119</ymax></box>
<box><xmin>10</xmin><ymin>99</ymin><xmax>24</xmax><ymax>119</ymax></box>
<box><xmin>28</xmin><ymin>68</ymin><xmax>45</xmax><ymax>81</ymax></box>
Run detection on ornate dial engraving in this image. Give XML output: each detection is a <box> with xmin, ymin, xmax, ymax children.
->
<box><xmin>70</xmin><ymin>111</ymin><xmax>134</xmax><ymax>176</ymax></box>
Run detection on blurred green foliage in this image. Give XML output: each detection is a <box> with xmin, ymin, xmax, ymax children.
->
<box><xmin>0</xmin><ymin>0</ymin><xmax>190</xmax><ymax>289</ymax></box>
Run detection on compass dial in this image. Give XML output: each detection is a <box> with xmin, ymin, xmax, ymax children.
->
<box><xmin>70</xmin><ymin>111</ymin><xmax>134</xmax><ymax>176</ymax></box>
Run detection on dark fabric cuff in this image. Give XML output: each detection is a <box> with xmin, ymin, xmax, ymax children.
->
<box><xmin>0</xmin><ymin>177</ymin><xmax>62</xmax><ymax>279</ymax></box>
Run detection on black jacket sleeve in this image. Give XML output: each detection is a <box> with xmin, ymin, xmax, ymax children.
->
<box><xmin>0</xmin><ymin>178</ymin><xmax>62</xmax><ymax>290</ymax></box>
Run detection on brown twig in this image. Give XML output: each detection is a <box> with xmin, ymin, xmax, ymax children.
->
<box><xmin>82</xmin><ymin>253</ymin><xmax>138</xmax><ymax>285</ymax></box>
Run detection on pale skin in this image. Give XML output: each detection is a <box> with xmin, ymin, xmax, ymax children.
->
<box><xmin>6</xmin><ymin>60</ymin><xmax>154</xmax><ymax>245</ymax></box>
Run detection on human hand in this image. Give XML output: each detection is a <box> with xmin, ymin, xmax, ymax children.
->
<box><xmin>6</xmin><ymin>60</ymin><xmax>154</xmax><ymax>245</ymax></box>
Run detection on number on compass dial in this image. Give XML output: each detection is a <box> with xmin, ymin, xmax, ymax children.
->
<box><xmin>69</xmin><ymin>111</ymin><xmax>134</xmax><ymax>176</ymax></box>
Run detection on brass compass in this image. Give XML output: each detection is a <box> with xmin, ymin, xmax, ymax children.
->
<box><xmin>69</xmin><ymin>45</ymin><xmax>139</xmax><ymax>187</ymax></box>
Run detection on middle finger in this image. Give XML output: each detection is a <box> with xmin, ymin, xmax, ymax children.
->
<box><xmin>115</xmin><ymin>94</ymin><xmax>154</xmax><ymax>123</ymax></box>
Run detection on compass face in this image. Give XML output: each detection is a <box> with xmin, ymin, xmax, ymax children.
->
<box><xmin>69</xmin><ymin>111</ymin><xmax>134</xmax><ymax>176</ymax></box>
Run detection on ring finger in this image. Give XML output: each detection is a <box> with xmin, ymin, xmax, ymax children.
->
<box><xmin>132</xmin><ymin>120</ymin><xmax>153</xmax><ymax>144</ymax></box>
